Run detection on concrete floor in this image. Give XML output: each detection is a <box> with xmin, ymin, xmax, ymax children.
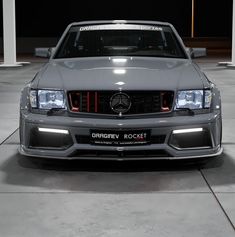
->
<box><xmin>0</xmin><ymin>57</ymin><xmax>235</xmax><ymax>236</ymax></box>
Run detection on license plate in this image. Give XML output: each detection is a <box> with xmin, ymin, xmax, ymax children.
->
<box><xmin>90</xmin><ymin>129</ymin><xmax>151</xmax><ymax>145</ymax></box>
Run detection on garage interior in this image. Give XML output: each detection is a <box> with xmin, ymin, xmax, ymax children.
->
<box><xmin>1</xmin><ymin>0</ymin><xmax>235</xmax><ymax>236</ymax></box>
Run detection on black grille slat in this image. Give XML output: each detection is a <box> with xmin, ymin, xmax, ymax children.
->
<box><xmin>81</xmin><ymin>93</ymin><xmax>87</xmax><ymax>112</ymax></box>
<box><xmin>68</xmin><ymin>91</ymin><xmax>173</xmax><ymax>115</ymax></box>
<box><xmin>99</xmin><ymin>92</ymin><xmax>113</xmax><ymax>114</ymax></box>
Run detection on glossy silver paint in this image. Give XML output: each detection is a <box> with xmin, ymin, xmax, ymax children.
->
<box><xmin>34</xmin><ymin>57</ymin><xmax>208</xmax><ymax>91</ymax></box>
<box><xmin>19</xmin><ymin>20</ymin><xmax>222</xmax><ymax>160</ymax></box>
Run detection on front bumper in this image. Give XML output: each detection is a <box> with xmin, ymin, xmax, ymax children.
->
<box><xmin>19</xmin><ymin>110</ymin><xmax>222</xmax><ymax>160</ymax></box>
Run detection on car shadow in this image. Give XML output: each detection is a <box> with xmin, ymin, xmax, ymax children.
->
<box><xmin>17</xmin><ymin>154</ymin><xmax>222</xmax><ymax>172</ymax></box>
<box><xmin>0</xmin><ymin>145</ymin><xmax>227</xmax><ymax>193</ymax></box>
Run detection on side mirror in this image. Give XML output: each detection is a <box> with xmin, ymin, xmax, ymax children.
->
<box><xmin>35</xmin><ymin>47</ymin><xmax>56</xmax><ymax>58</ymax></box>
<box><xmin>186</xmin><ymin>47</ymin><xmax>207</xmax><ymax>58</ymax></box>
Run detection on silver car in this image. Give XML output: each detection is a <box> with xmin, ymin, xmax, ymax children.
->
<box><xmin>19</xmin><ymin>20</ymin><xmax>223</xmax><ymax>160</ymax></box>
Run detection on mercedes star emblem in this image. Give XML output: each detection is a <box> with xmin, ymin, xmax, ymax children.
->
<box><xmin>110</xmin><ymin>92</ymin><xmax>131</xmax><ymax>114</ymax></box>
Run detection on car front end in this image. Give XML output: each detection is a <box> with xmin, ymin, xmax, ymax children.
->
<box><xmin>19</xmin><ymin>20</ymin><xmax>222</xmax><ymax>160</ymax></box>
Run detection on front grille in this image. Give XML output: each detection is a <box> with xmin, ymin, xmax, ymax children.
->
<box><xmin>68</xmin><ymin>91</ymin><xmax>174</xmax><ymax>115</ymax></box>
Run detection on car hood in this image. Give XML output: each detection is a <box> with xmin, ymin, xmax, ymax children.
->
<box><xmin>36</xmin><ymin>57</ymin><xmax>206</xmax><ymax>91</ymax></box>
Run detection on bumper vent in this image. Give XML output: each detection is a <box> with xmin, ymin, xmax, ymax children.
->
<box><xmin>29</xmin><ymin>128</ymin><xmax>73</xmax><ymax>150</ymax></box>
<box><xmin>169</xmin><ymin>129</ymin><xmax>212</xmax><ymax>150</ymax></box>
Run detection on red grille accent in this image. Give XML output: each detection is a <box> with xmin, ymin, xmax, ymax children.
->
<box><xmin>68</xmin><ymin>91</ymin><xmax>174</xmax><ymax>115</ymax></box>
<box><xmin>69</xmin><ymin>92</ymin><xmax>80</xmax><ymax>112</ymax></box>
<box><xmin>95</xmin><ymin>92</ymin><xmax>98</xmax><ymax>112</ymax></box>
<box><xmin>160</xmin><ymin>92</ymin><xmax>172</xmax><ymax>112</ymax></box>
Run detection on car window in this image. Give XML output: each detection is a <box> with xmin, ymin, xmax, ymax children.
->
<box><xmin>55</xmin><ymin>24</ymin><xmax>186</xmax><ymax>59</ymax></box>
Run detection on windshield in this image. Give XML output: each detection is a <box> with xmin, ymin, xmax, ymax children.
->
<box><xmin>54</xmin><ymin>24</ymin><xmax>186</xmax><ymax>59</ymax></box>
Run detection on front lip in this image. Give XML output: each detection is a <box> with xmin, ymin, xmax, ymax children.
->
<box><xmin>19</xmin><ymin>145</ymin><xmax>223</xmax><ymax>161</ymax></box>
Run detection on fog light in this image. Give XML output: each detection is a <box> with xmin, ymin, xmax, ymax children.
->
<box><xmin>38</xmin><ymin>127</ymin><xmax>69</xmax><ymax>134</ymax></box>
<box><xmin>172</xmin><ymin>128</ymin><xmax>203</xmax><ymax>134</ymax></box>
<box><xmin>30</xmin><ymin>127</ymin><xmax>73</xmax><ymax>149</ymax></box>
<box><xmin>169</xmin><ymin>128</ymin><xmax>212</xmax><ymax>149</ymax></box>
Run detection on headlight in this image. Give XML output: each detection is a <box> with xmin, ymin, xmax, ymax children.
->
<box><xmin>30</xmin><ymin>89</ymin><xmax>66</xmax><ymax>109</ymax></box>
<box><xmin>176</xmin><ymin>90</ymin><xmax>212</xmax><ymax>110</ymax></box>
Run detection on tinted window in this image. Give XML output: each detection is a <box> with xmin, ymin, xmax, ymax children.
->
<box><xmin>55</xmin><ymin>24</ymin><xmax>186</xmax><ymax>59</ymax></box>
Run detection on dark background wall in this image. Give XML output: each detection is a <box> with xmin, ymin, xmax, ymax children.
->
<box><xmin>0</xmin><ymin>0</ymin><xmax>233</xmax><ymax>38</ymax></box>
<box><xmin>0</xmin><ymin>0</ymin><xmax>233</xmax><ymax>53</ymax></box>
<box><xmin>195</xmin><ymin>0</ymin><xmax>232</xmax><ymax>37</ymax></box>
<box><xmin>16</xmin><ymin>0</ymin><xmax>191</xmax><ymax>37</ymax></box>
